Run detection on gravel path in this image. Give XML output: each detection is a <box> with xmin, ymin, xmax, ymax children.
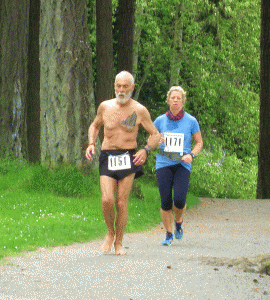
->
<box><xmin>0</xmin><ymin>198</ymin><xmax>270</xmax><ymax>300</ymax></box>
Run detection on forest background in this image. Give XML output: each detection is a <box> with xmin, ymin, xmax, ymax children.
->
<box><xmin>0</xmin><ymin>0</ymin><xmax>262</xmax><ymax>199</ymax></box>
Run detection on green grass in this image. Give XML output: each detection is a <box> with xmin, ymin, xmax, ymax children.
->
<box><xmin>0</xmin><ymin>157</ymin><xmax>200</xmax><ymax>260</ymax></box>
<box><xmin>0</xmin><ymin>190</ymin><xmax>105</xmax><ymax>258</ymax></box>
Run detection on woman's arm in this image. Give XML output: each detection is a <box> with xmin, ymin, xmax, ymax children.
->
<box><xmin>181</xmin><ymin>131</ymin><xmax>203</xmax><ymax>164</ymax></box>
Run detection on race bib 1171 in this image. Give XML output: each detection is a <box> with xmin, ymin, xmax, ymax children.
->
<box><xmin>164</xmin><ymin>132</ymin><xmax>184</xmax><ymax>155</ymax></box>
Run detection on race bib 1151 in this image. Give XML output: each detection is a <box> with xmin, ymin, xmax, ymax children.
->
<box><xmin>108</xmin><ymin>152</ymin><xmax>131</xmax><ymax>171</ymax></box>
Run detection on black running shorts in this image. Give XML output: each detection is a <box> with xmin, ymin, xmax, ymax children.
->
<box><xmin>99</xmin><ymin>149</ymin><xmax>144</xmax><ymax>180</ymax></box>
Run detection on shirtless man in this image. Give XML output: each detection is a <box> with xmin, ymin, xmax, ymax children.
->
<box><xmin>85</xmin><ymin>71</ymin><xmax>160</xmax><ymax>255</ymax></box>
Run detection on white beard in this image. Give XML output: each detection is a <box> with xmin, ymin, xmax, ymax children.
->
<box><xmin>115</xmin><ymin>91</ymin><xmax>132</xmax><ymax>104</ymax></box>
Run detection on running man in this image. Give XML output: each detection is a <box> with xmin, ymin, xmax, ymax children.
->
<box><xmin>85</xmin><ymin>71</ymin><xmax>160</xmax><ymax>255</ymax></box>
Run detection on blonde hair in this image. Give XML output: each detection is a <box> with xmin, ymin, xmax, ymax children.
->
<box><xmin>166</xmin><ymin>86</ymin><xmax>186</xmax><ymax>104</ymax></box>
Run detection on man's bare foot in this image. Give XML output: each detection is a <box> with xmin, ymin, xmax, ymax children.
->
<box><xmin>114</xmin><ymin>244</ymin><xmax>127</xmax><ymax>255</ymax></box>
<box><xmin>101</xmin><ymin>235</ymin><xmax>114</xmax><ymax>253</ymax></box>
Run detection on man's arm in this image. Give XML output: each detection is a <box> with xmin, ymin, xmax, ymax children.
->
<box><xmin>140</xmin><ymin>107</ymin><xmax>161</xmax><ymax>150</ymax></box>
<box><xmin>85</xmin><ymin>104</ymin><xmax>104</xmax><ymax>161</ymax></box>
<box><xmin>133</xmin><ymin>107</ymin><xmax>161</xmax><ymax>166</ymax></box>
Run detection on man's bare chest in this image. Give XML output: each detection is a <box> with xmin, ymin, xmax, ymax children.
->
<box><xmin>103</xmin><ymin>109</ymin><xmax>139</xmax><ymax>132</ymax></box>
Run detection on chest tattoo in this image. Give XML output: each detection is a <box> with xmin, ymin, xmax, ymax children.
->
<box><xmin>121</xmin><ymin>111</ymin><xmax>137</xmax><ymax>128</ymax></box>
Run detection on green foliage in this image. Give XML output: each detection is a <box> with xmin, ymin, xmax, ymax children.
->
<box><xmin>1</xmin><ymin>0</ymin><xmax>262</xmax><ymax>258</ymax></box>
<box><xmin>27</xmin><ymin>164</ymin><xmax>99</xmax><ymax>198</ymax></box>
<box><xmin>0</xmin><ymin>155</ymin><xmax>32</xmax><ymax>191</ymax></box>
<box><xmin>0</xmin><ymin>153</ymin><xmax>28</xmax><ymax>176</ymax></box>
<box><xmin>0</xmin><ymin>190</ymin><xmax>105</xmax><ymax>259</ymax></box>
<box><xmin>189</xmin><ymin>149</ymin><xmax>257</xmax><ymax>199</ymax></box>
<box><xmin>0</xmin><ymin>154</ymin><xmax>100</xmax><ymax>199</ymax></box>
<box><xmin>266</xmin><ymin>263</ymin><xmax>270</xmax><ymax>276</ymax></box>
<box><xmin>0</xmin><ymin>157</ymin><xmax>200</xmax><ymax>259</ymax></box>
<box><xmin>133</xmin><ymin>0</ymin><xmax>260</xmax><ymax>160</ymax></box>
<box><xmin>0</xmin><ymin>159</ymin><xmax>104</xmax><ymax>259</ymax></box>
<box><xmin>88</xmin><ymin>0</ymin><xmax>260</xmax><ymax>162</ymax></box>
<box><xmin>136</xmin><ymin>146</ymin><xmax>257</xmax><ymax>199</ymax></box>
<box><xmin>181</xmin><ymin>0</ymin><xmax>260</xmax><ymax>158</ymax></box>
<box><xmin>127</xmin><ymin>179</ymin><xmax>161</xmax><ymax>232</ymax></box>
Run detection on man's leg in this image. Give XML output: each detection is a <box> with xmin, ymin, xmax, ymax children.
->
<box><xmin>100</xmin><ymin>175</ymin><xmax>117</xmax><ymax>252</ymax></box>
<box><xmin>114</xmin><ymin>173</ymin><xmax>135</xmax><ymax>255</ymax></box>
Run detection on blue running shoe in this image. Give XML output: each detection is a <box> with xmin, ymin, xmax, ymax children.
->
<box><xmin>174</xmin><ymin>220</ymin><xmax>183</xmax><ymax>239</ymax></box>
<box><xmin>162</xmin><ymin>232</ymin><xmax>173</xmax><ymax>246</ymax></box>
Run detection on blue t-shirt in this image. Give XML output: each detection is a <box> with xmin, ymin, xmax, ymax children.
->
<box><xmin>154</xmin><ymin>112</ymin><xmax>200</xmax><ymax>172</ymax></box>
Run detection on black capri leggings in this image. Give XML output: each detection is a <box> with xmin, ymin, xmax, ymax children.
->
<box><xmin>156</xmin><ymin>163</ymin><xmax>190</xmax><ymax>211</ymax></box>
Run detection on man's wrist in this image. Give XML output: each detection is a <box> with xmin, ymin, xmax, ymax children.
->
<box><xmin>88</xmin><ymin>142</ymin><xmax>95</xmax><ymax>146</ymax></box>
<box><xmin>144</xmin><ymin>147</ymin><xmax>150</xmax><ymax>157</ymax></box>
<box><xmin>144</xmin><ymin>145</ymin><xmax>153</xmax><ymax>151</ymax></box>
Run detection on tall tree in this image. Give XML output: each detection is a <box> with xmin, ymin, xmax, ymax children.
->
<box><xmin>169</xmin><ymin>1</ymin><xmax>184</xmax><ymax>87</ymax></box>
<box><xmin>96</xmin><ymin>0</ymin><xmax>114</xmax><ymax>106</ymax></box>
<box><xmin>0</xmin><ymin>0</ymin><xmax>29</xmax><ymax>158</ymax></box>
<box><xmin>257</xmin><ymin>0</ymin><xmax>270</xmax><ymax>199</ymax></box>
<box><xmin>26</xmin><ymin>0</ymin><xmax>41</xmax><ymax>163</ymax></box>
<box><xmin>132</xmin><ymin>0</ymin><xmax>153</xmax><ymax>100</ymax></box>
<box><xmin>40</xmin><ymin>0</ymin><xmax>97</xmax><ymax>167</ymax></box>
<box><xmin>116</xmin><ymin>0</ymin><xmax>135</xmax><ymax>73</ymax></box>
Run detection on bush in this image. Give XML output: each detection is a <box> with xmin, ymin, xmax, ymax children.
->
<box><xmin>27</xmin><ymin>164</ymin><xmax>100</xmax><ymax>198</ymax></box>
<box><xmin>0</xmin><ymin>153</ymin><xmax>28</xmax><ymax>176</ymax></box>
<box><xmin>0</xmin><ymin>155</ymin><xmax>31</xmax><ymax>191</ymax></box>
<box><xmin>139</xmin><ymin>144</ymin><xmax>257</xmax><ymax>199</ymax></box>
<box><xmin>189</xmin><ymin>149</ymin><xmax>257</xmax><ymax>199</ymax></box>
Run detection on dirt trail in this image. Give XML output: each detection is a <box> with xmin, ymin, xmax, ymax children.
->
<box><xmin>0</xmin><ymin>198</ymin><xmax>270</xmax><ymax>300</ymax></box>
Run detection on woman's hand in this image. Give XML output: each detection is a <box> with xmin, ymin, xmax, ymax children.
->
<box><xmin>181</xmin><ymin>154</ymin><xmax>193</xmax><ymax>164</ymax></box>
<box><xmin>158</xmin><ymin>134</ymin><xmax>165</xmax><ymax>145</ymax></box>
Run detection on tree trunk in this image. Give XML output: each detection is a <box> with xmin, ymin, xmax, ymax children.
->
<box><xmin>257</xmin><ymin>0</ymin><xmax>270</xmax><ymax>199</ymax></box>
<box><xmin>170</xmin><ymin>2</ymin><xmax>183</xmax><ymax>87</ymax></box>
<box><xmin>96</xmin><ymin>0</ymin><xmax>114</xmax><ymax>106</ymax></box>
<box><xmin>40</xmin><ymin>0</ymin><xmax>97</xmax><ymax>167</ymax></box>
<box><xmin>0</xmin><ymin>0</ymin><xmax>29</xmax><ymax>158</ymax></box>
<box><xmin>116</xmin><ymin>0</ymin><xmax>135</xmax><ymax>74</ymax></box>
<box><xmin>26</xmin><ymin>0</ymin><xmax>41</xmax><ymax>163</ymax></box>
<box><xmin>133</xmin><ymin>53</ymin><xmax>152</xmax><ymax>101</ymax></box>
<box><xmin>132</xmin><ymin>2</ymin><xmax>153</xmax><ymax>101</ymax></box>
<box><xmin>132</xmin><ymin>1</ymin><xmax>143</xmax><ymax>81</ymax></box>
